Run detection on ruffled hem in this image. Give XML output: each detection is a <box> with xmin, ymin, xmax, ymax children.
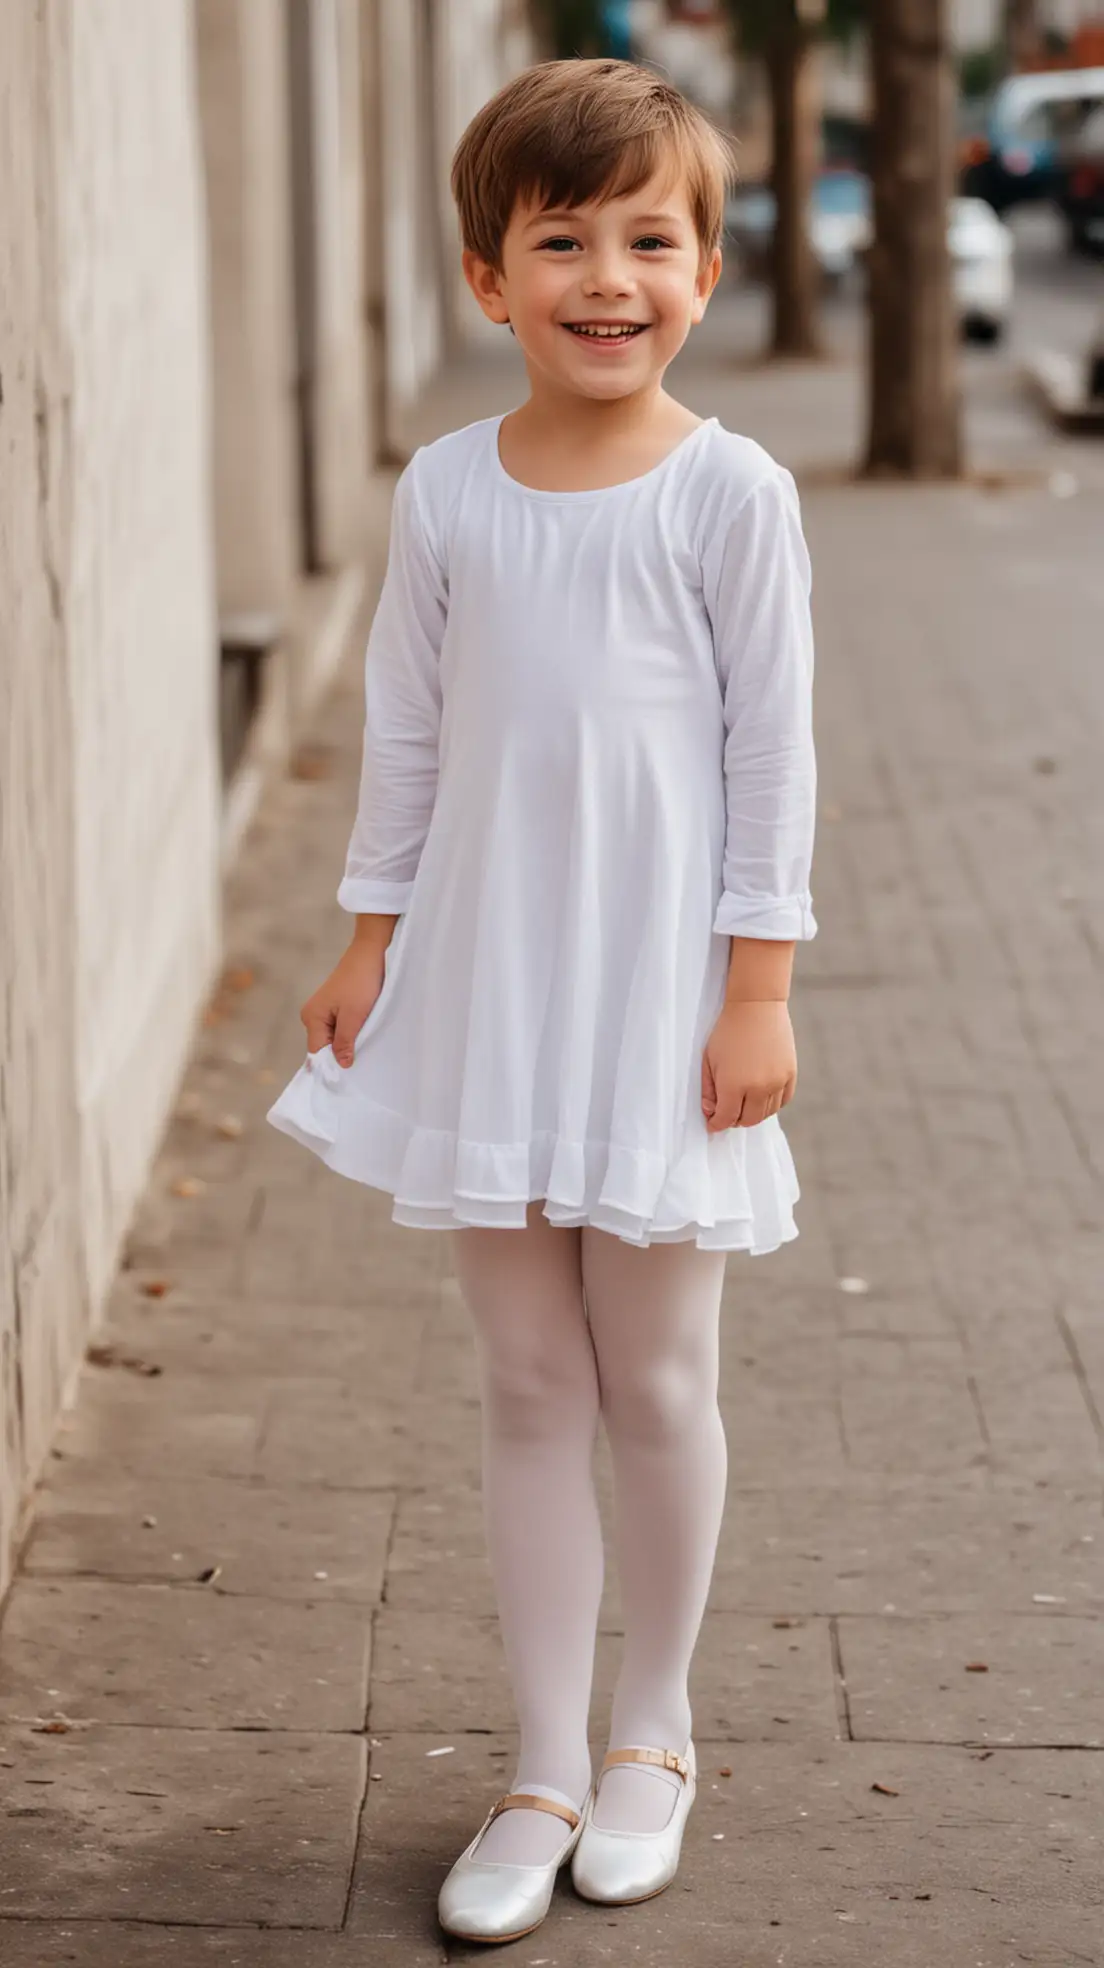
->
<box><xmin>266</xmin><ymin>1045</ymin><xmax>801</xmax><ymax>1256</ymax></box>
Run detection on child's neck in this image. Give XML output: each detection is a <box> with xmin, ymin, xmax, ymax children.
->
<box><xmin>499</xmin><ymin>383</ymin><xmax>702</xmax><ymax>494</ymax></box>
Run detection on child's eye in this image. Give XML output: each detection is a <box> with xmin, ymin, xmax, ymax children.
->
<box><xmin>538</xmin><ymin>236</ymin><xmax>580</xmax><ymax>252</ymax></box>
<box><xmin>634</xmin><ymin>236</ymin><xmax>671</xmax><ymax>252</ymax></box>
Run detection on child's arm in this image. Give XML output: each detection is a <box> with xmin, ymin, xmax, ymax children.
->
<box><xmin>700</xmin><ymin>467</ymin><xmax>817</xmax><ymax>1132</ymax></box>
<box><xmin>301</xmin><ymin>457</ymin><xmax>446</xmax><ymax>1064</ymax></box>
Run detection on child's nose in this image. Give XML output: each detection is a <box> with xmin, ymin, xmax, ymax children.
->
<box><xmin>582</xmin><ymin>252</ymin><xmax>636</xmax><ymax>297</ymax></box>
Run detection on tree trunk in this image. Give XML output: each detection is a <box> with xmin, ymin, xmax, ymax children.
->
<box><xmin>863</xmin><ymin>0</ymin><xmax>962</xmax><ymax>477</ymax></box>
<box><xmin>768</xmin><ymin>14</ymin><xmax>822</xmax><ymax>357</ymax></box>
<box><xmin>1004</xmin><ymin>0</ymin><xmax>1038</xmax><ymax>72</ymax></box>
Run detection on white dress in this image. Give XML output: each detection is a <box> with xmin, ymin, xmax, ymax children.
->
<box><xmin>267</xmin><ymin>413</ymin><xmax>818</xmax><ymax>1252</ymax></box>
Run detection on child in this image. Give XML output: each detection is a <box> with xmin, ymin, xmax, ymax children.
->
<box><xmin>268</xmin><ymin>57</ymin><xmax>817</xmax><ymax>1947</ymax></box>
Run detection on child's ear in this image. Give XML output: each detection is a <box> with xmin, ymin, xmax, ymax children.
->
<box><xmin>691</xmin><ymin>246</ymin><xmax>723</xmax><ymax>324</ymax></box>
<box><xmin>462</xmin><ymin>248</ymin><xmax>511</xmax><ymax>326</ymax></box>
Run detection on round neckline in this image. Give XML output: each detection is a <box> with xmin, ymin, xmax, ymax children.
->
<box><xmin>489</xmin><ymin>413</ymin><xmax>719</xmax><ymax>503</ymax></box>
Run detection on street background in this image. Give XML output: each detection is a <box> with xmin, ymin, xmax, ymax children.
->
<box><xmin>2</xmin><ymin>3</ymin><xmax>1104</xmax><ymax>1963</ymax></box>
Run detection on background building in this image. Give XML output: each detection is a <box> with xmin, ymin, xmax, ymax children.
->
<box><xmin>0</xmin><ymin>0</ymin><xmax>534</xmax><ymax>1600</ymax></box>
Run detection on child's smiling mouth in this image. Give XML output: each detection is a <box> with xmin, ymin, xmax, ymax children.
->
<box><xmin>563</xmin><ymin>320</ymin><xmax>650</xmax><ymax>346</ymax></box>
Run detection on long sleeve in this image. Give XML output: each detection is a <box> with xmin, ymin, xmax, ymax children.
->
<box><xmin>337</xmin><ymin>455</ymin><xmax>446</xmax><ymax>914</ymax></box>
<box><xmin>702</xmin><ymin>466</ymin><xmax>818</xmax><ymax>942</ymax></box>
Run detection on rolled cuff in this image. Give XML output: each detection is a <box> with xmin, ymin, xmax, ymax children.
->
<box><xmin>713</xmin><ymin>892</ymin><xmax>818</xmax><ymax>941</ymax></box>
<box><xmin>337</xmin><ymin>875</ymin><xmax>416</xmax><ymax>915</ymax></box>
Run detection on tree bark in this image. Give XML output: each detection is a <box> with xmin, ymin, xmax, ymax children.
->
<box><xmin>1004</xmin><ymin>0</ymin><xmax>1039</xmax><ymax>72</ymax></box>
<box><xmin>863</xmin><ymin>0</ymin><xmax>963</xmax><ymax>477</ymax></box>
<box><xmin>768</xmin><ymin>14</ymin><xmax>822</xmax><ymax>357</ymax></box>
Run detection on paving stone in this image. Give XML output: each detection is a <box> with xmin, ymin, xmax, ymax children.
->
<box><xmin>100</xmin><ymin>1290</ymin><xmax>437</xmax><ymax>1389</ymax></box>
<box><xmin>53</xmin><ymin>1372</ymin><xmax>263</xmax><ymax>1480</ymax></box>
<box><xmin>837</xmin><ymin>1336</ymin><xmax>988</xmax><ymax>1474</ymax></box>
<box><xmin>0</xmin><ymin>1722</ymin><xmax>362</xmax><ymax>1925</ymax></box>
<box><xmin>255</xmin><ymin>1388</ymin><xmax>482</xmax><ymax>1492</ymax></box>
<box><xmin>22</xmin><ymin>1470</ymin><xmax>394</xmax><ymax>1604</ymax></box>
<box><xmin>0</xmin><ymin>1932</ymin><xmax>444</xmax><ymax>1968</ymax></box>
<box><xmin>368</xmin><ymin>1611</ymin><xmax>838</xmax><ymax>1742</ymax></box>
<box><xmin>346</xmin><ymin>1733</ymin><xmax>1104</xmax><ymax>1960</ymax></box>
<box><xmin>840</xmin><ymin>1613</ymin><xmax>1104</xmax><ymax>1745</ymax></box>
<box><xmin>709</xmin><ymin>1484</ymin><xmax>1104</xmax><ymax>1617</ymax></box>
<box><xmin>0</xmin><ymin>1578</ymin><xmax>369</xmax><ymax>1730</ymax></box>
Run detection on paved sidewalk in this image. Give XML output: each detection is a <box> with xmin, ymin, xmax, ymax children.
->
<box><xmin>2</xmin><ymin>301</ymin><xmax>1103</xmax><ymax>1965</ymax></box>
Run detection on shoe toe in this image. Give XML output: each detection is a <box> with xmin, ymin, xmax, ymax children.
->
<box><xmin>438</xmin><ymin>1859</ymin><xmax>554</xmax><ymax>1941</ymax></box>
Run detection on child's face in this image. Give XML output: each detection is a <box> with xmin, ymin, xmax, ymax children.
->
<box><xmin>464</xmin><ymin>170</ymin><xmax>722</xmax><ymax>404</ymax></box>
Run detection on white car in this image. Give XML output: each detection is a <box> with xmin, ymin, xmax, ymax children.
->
<box><xmin>949</xmin><ymin>196</ymin><xmax>1015</xmax><ymax>344</ymax></box>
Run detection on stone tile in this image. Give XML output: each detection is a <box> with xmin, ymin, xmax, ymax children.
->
<box><xmin>0</xmin><ymin>1932</ymin><xmax>444</xmax><ymax>1968</ymax></box>
<box><xmin>256</xmin><ymin>1388</ymin><xmax>481</xmax><ymax>1492</ymax></box>
<box><xmin>0</xmin><ymin>1578</ymin><xmax>369</xmax><ymax>1730</ymax></box>
<box><xmin>22</xmin><ymin>1469</ymin><xmax>394</xmax><ymax>1604</ymax></box>
<box><xmin>100</xmin><ymin>1289</ymin><xmax>436</xmax><ymax>1390</ymax></box>
<box><xmin>840</xmin><ymin>1613</ymin><xmax>1104</xmax><ymax>1745</ymax></box>
<box><xmin>710</xmin><ymin>1483</ymin><xmax>1104</xmax><ymax>1617</ymax></box>
<box><xmin>367</xmin><ymin>1611</ymin><xmax>838</xmax><ymax>1743</ymax></box>
<box><xmin>53</xmin><ymin>1371</ymin><xmax>263</xmax><ymax>1480</ymax></box>
<box><xmin>347</xmin><ymin>1733</ymin><xmax>1104</xmax><ymax>1962</ymax></box>
<box><xmin>0</xmin><ymin>1722</ymin><xmax>362</xmax><ymax>1925</ymax></box>
<box><xmin>837</xmin><ymin>1336</ymin><xmax>988</xmax><ymax>1474</ymax></box>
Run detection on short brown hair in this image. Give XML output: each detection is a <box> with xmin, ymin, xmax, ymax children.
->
<box><xmin>451</xmin><ymin>59</ymin><xmax>736</xmax><ymax>269</ymax></box>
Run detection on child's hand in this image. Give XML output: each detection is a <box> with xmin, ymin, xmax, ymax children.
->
<box><xmin>701</xmin><ymin>1000</ymin><xmax>797</xmax><ymax>1132</ymax></box>
<box><xmin>300</xmin><ymin>943</ymin><xmax>386</xmax><ymax>1069</ymax></box>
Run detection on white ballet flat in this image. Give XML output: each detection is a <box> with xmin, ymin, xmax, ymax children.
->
<box><xmin>437</xmin><ymin>1788</ymin><xmax>590</xmax><ymax>1944</ymax></box>
<box><xmin>570</xmin><ymin>1741</ymin><xmax>696</xmax><ymax>1906</ymax></box>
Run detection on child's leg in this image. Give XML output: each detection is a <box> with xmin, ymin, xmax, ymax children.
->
<box><xmin>450</xmin><ymin>1204</ymin><xmax>604</xmax><ymax>1863</ymax></box>
<box><xmin>581</xmin><ymin>1231</ymin><xmax>728</xmax><ymax>1833</ymax></box>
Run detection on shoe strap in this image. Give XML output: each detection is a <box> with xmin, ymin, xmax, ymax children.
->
<box><xmin>600</xmin><ymin>1746</ymin><xmax>690</xmax><ymax>1783</ymax></box>
<box><xmin>486</xmin><ymin>1792</ymin><xmax>582</xmax><ymax>1829</ymax></box>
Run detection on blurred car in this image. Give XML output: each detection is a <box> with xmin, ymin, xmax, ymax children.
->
<box><xmin>725</xmin><ymin>169</ymin><xmax>871</xmax><ymax>285</ymax></box>
<box><xmin>949</xmin><ymin>197</ymin><xmax>1015</xmax><ymax>343</ymax></box>
<box><xmin>728</xmin><ymin>175</ymin><xmax>1013</xmax><ymax>344</ymax></box>
<box><xmin>960</xmin><ymin>66</ymin><xmax>1104</xmax><ymax>213</ymax></box>
<box><xmin>1054</xmin><ymin>101</ymin><xmax>1104</xmax><ymax>251</ymax></box>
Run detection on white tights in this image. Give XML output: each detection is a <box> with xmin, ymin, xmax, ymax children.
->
<box><xmin>450</xmin><ymin>1206</ymin><xmax>728</xmax><ymax>1865</ymax></box>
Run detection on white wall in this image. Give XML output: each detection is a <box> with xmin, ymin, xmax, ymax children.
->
<box><xmin>64</xmin><ymin>2</ymin><xmax>222</xmax><ymax>1309</ymax></box>
<box><xmin>0</xmin><ymin>2</ymin><xmax>221</xmax><ymax>1596</ymax></box>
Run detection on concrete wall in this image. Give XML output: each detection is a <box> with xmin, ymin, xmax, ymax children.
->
<box><xmin>0</xmin><ymin>0</ymin><xmax>534</xmax><ymax>1605</ymax></box>
<box><xmin>0</xmin><ymin>2</ymin><xmax>220</xmax><ymax>1600</ymax></box>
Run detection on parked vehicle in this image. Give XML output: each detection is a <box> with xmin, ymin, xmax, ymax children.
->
<box><xmin>949</xmin><ymin>197</ymin><xmax>1015</xmax><ymax>343</ymax></box>
<box><xmin>1054</xmin><ymin>101</ymin><xmax>1104</xmax><ymax>251</ymax></box>
<box><xmin>728</xmin><ymin>174</ymin><xmax>1014</xmax><ymax>344</ymax></box>
<box><xmin>724</xmin><ymin>169</ymin><xmax>871</xmax><ymax>286</ymax></box>
<box><xmin>960</xmin><ymin>67</ymin><xmax>1104</xmax><ymax>213</ymax></box>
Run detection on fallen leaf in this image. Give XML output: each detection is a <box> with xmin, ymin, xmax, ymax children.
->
<box><xmin>31</xmin><ymin>1721</ymin><xmax>71</xmax><ymax>1735</ymax></box>
<box><xmin>965</xmin><ymin>1661</ymin><xmax>989</xmax><ymax>1673</ymax></box>
<box><xmin>204</xmin><ymin>1826</ymin><xmax>241</xmax><ymax>1835</ymax></box>
<box><xmin>718</xmin><ymin>1766</ymin><xmax>733</xmax><ymax>1778</ymax></box>
<box><xmin>291</xmin><ymin>744</ymin><xmax>335</xmax><ymax>781</ymax></box>
<box><xmin>196</xmin><ymin>1566</ymin><xmax>222</xmax><ymax>1586</ymax></box>
<box><xmin>772</xmin><ymin>1617</ymin><xmax>803</xmax><ymax>1629</ymax></box>
<box><xmin>86</xmin><ymin>1343</ymin><xmax>162</xmax><ymax>1378</ymax></box>
<box><xmin>871</xmin><ymin>1782</ymin><xmax>899</xmax><ymax>1796</ymax></box>
<box><xmin>171</xmin><ymin>1177</ymin><xmax>206</xmax><ymax>1199</ymax></box>
<box><xmin>141</xmin><ymin>1516</ymin><xmax>158</xmax><ymax>1529</ymax></box>
<box><xmin>141</xmin><ymin>1280</ymin><xmax>171</xmax><ymax>1299</ymax></box>
<box><xmin>914</xmin><ymin>1892</ymin><xmax>932</xmax><ymax>1901</ymax></box>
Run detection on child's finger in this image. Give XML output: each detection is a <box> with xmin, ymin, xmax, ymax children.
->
<box><xmin>707</xmin><ymin>1083</ymin><xmax>746</xmax><ymax>1131</ymax></box>
<box><xmin>701</xmin><ymin>1050</ymin><xmax>717</xmax><ymax>1116</ymax></box>
<box><xmin>302</xmin><ymin>1008</ymin><xmax>335</xmax><ymax>1055</ymax></box>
